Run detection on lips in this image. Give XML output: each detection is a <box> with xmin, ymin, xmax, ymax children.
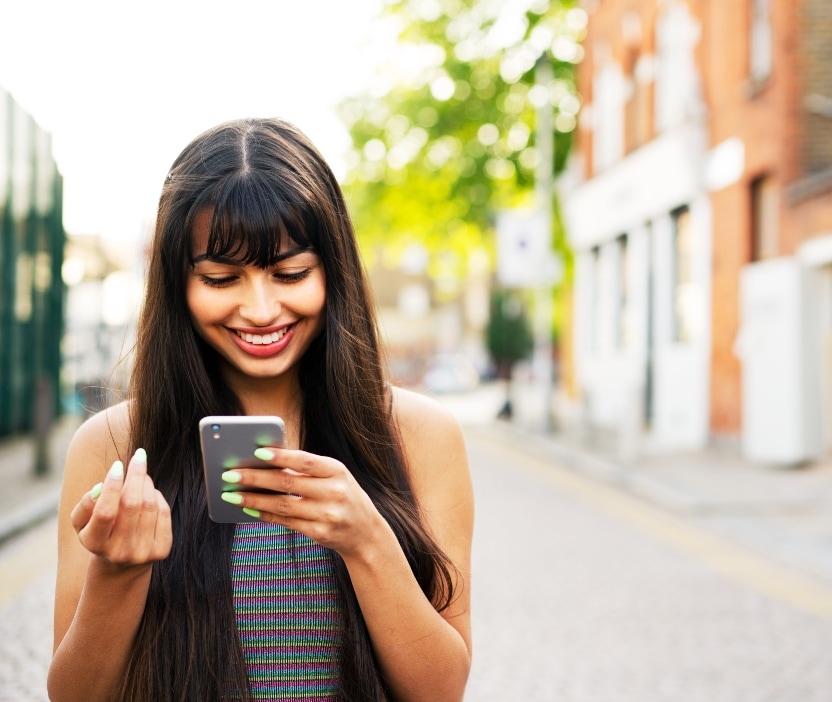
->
<box><xmin>235</xmin><ymin>327</ymin><xmax>290</xmax><ymax>345</ymax></box>
<box><xmin>229</xmin><ymin>324</ymin><xmax>295</xmax><ymax>357</ymax></box>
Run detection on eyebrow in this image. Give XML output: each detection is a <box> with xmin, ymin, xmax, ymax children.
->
<box><xmin>191</xmin><ymin>247</ymin><xmax>312</xmax><ymax>266</ymax></box>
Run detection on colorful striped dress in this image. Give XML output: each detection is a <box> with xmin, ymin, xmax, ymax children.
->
<box><xmin>231</xmin><ymin>521</ymin><xmax>343</xmax><ymax>701</ymax></box>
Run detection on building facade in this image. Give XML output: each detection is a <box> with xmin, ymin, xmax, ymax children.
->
<box><xmin>561</xmin><ymin>0</ymin><xmax>832</xmax><ymax>462</ymax></box>
<box><xmin>0</xmin><ymin>87</ymin><xmax>65</xmax><ymax>437</ymax></box>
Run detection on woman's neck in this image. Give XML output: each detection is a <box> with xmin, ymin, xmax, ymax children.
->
<box><xmin>220</xmin><ymin>367</ymin><xmax>304</xmax><ymax>447</ymax></box>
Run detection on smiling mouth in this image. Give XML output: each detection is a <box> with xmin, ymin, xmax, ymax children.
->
<box><xmin>234</xmin><ymin>325</ymin><xmax>293</xmax><ymax>345</ymax></box>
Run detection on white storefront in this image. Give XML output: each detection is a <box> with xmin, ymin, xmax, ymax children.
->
<box><xmin>561</xmin><ymin>0</ymin><xmax>712</xmax><ymax>452</ymax></box>
<box><xmin>563</xmin><ymin>124</ymin><xmax>712</xmax><ymax>452</ymax></box>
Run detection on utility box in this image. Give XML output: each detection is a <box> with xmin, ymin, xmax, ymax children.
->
<box><xmin>736</xmin><ymin>258</ymin><xmax>821</xmax><ymax>465</ymax></box>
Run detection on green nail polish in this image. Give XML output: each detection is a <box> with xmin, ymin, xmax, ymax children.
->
<box><xmin>109</xmin><ymin>460</ymin><xmax>124</xmax><ymax>479</ymax></box>
<box><xmin>221</xmin><ymin>471</ymin><xmax>242</xmax><ymax>484</ymax></box>
<box><xmin>242</xmin><ymin>508</ymin><xmax>261</xmax><ymax>519</ymax></box>
<box><xmin>89</xmin><ymin>482</ymin><xmax>103</xmax><ymax>500</ymax></box>
<box><xmin>254</xmin><ymin>448</ymin><xmax>275</xmax><ymax>461</ymax></box>
<box><xmin>221</xmin><ymin>492</ymin><xmax>243</xmax><ymax>505</ymax></box>
<box><xmin>134</xmin><ymin>448</ymin><xmax>147</xmax><ymax>463</ymax></box>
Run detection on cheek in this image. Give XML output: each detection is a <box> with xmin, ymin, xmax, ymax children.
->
<box><xmin>309</xmin><ymin>290</ymin><xmax>327</xmax><ymax>334</ymax></box>
<box><xmin>307</xmin><ymin>286</ymin><xmax>327</xmax><ymax>315</ymax></box>
<box><xmin>185</xmin><ymin>279</ymin><xmax>221</xmax><ymax>328</ymax></box>
<box><xmin>184</xmin><ymin>280</ymin><xmax>203</xmax><ymax>321</ymax></box>
<box><xmin>293</xmin><ymin>275</ymin><xmax>326</xmax><ymax>317</ymax></box>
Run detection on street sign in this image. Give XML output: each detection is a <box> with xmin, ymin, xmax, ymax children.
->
<box><xmin>496</xmin><ymin>210</ymin><xmax>562</xmax><ymax>288</ymax></box>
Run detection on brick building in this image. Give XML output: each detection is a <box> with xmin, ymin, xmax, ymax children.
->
<box><xmin>560</xmin><ymin>0</ymin><xmax>832</xmax><ymax>462</ymax></box>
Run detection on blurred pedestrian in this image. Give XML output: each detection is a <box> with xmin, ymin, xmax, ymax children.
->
<box><xmin>47</xmin><ymin>118</ymin><xmax>474</xmax><ymax>701</ymax></box>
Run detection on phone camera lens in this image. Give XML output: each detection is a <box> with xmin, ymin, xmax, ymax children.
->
<box><xmin>211</xmin><ymin>424</ymin><xmax>220</xmax><ymax>431</ymax></box>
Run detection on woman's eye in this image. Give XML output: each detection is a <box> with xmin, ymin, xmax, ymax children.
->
<box><xmin>275</xmin><ymin>269</ymin><xmax>312</xmax><ymax>283</ymax></box>
<box><xmin>200</xmin><ymin>275</ymin><xmax>237</xmax><ymax>288</ymax></box>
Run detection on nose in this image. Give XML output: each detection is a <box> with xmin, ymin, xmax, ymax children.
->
<box><xmin>239</xmin><ymin>276</ymin><xmax>280</xmax><ymax>325</ymax></box>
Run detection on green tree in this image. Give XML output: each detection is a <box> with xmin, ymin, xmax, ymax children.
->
<box><xmin>486</xmin><ymin>288</ymin><xmax>534</xmax><ymax>376</ymax></box>
<box><xmin>339</xmin><ymin>0</ymin><xmax>585</xmax><ymax>329</ymax></box>
<box><xmin>485</xmin><ymin>288</ymin><xmax>534</xmax><ymax>418</ymax></box>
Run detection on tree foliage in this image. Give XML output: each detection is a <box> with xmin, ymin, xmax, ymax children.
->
<box><xmin>338</xmin><ymin>0</ymin><xmax>587</xmax><ymax>284</ymax></box>
<box><xmin>486</xmin><ymin>288</ymin><xmax>534</xmax><ymax>377</ymax></box>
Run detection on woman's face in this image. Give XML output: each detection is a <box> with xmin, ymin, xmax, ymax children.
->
<box><xmin>185</xmin><ymin>209</ymin><xmax>326</xmax><ymax>388</ymax></box>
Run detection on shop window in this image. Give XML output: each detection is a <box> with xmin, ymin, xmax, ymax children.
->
<box><xmin>655</xmin><ymin>1</ymin><xmax>700</xmax><ymax>133</ymax></box>
<box><xmin>622</xmin><ymin>11</ymin><xmax>650</xmax><ymax>152</ymax></box>
<box><xmin>749</xmin><ymin>0</ymin><xmax>773</xmax><ymax>86</ymax></box>
<box><xmin>750</xmin><ymin>175</ymin><xmax>778</xmax><ymax>261</ymax></box>
<box><xmin>672</xmin><ymin>207</ymin><xmax>695</xmax><ymax>343</ymax></box>
<box><xmin>593</xmin><ymin>60</ymin><xmax>625</xmax><ymax>171</ymax></box>
<box><xmin>591</xmin><ymin>243</ymin><xmax>618</xmax><ymax>352</ymax></box>
<box><xmin>591</xmin><ymin>245</ymin><xmax>602</xmax><ymax>350</ymax></box>
<box><xmin>624</xmin><ymin>47</ymin><xmax>640</xmax><ymax>153</ymax></box>
<box><xmin>616</xmin><ymin>234</ymin><xmax>630</xmax><ymax>348</ymax></box>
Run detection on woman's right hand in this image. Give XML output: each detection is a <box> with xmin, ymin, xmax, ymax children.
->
<box><xmin>70</xmin><ymin>448</ymin><xmax>172</xmax><ymax>568</ymax></box>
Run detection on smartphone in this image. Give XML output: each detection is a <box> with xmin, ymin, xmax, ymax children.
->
<box><xmin>199</xmin><ymin>415</ymin><xmax>285</xmax><ymax>523</ymax></box>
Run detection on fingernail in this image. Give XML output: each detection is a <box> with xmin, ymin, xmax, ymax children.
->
<box><xmin>221</xmin><ymin>471</ymin><xmax>242</xmax><ymax>484</ymax></box>
<box><xmin>221</xmin><ymin>492</ymin><xmax>243</xmax><ymax>505</ymax></box>
<box><xmin>109</xmin><ymin>460</ymin><xmax>124</xmax><ymax>479</ymax></box>
<box><xmin>254</xmin><ymin>448</ymin><xmax>275</xmax><ymax>461</ymax></box>
<box><xmin>134</xmin><ymin>448</ymin><xmax>147</xmax><ymax>463</ymax></box>
<box><xmin>242</xmin><ymin>508</ymin><xmax>261</xmax><ymax>519</ymax></box>
<box><xmin>89</xmin><ymin>482</ymin><xmax>103</xmax><ymax>500</ymax></box>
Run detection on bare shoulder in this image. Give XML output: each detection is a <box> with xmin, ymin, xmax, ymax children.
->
<box><xmin>57</xmin><ymin>400</ymin><xmax>132</xmax><ymax>550</ymax></box>
<box><xmin>69</xmin><ymin>401</ymin><xmax>131</xmax><ymax>460</ymax></box>
<box><xmin>390</xmin><ymin>387</ymin><xmax>473</xmax><ymax>638</ymax></box>
<box><xmin>390</xmin><ymin>386</ymin><xmax>472</xmax><ymax>508</ymax></box>
<box><xmin>390</xmin><ymin>385</ymin><xmax>465</xmax><ymax>455</ymax></box>
<box><xmin>62</xmin><ymin>401</ymin><xmax>132</xmax><ymax>499</ymax></box>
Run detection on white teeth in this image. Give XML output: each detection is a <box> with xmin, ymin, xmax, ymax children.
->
<box><xmin>237</xmin><ymin>327</ymin><xmax>289</xmax><ymax>345</ymax></box>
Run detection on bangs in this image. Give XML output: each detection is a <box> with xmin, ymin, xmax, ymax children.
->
<box><xmin>196</xmin><ymin>170</ymin><xmax>314</xmax><ymax>267</ymax></box>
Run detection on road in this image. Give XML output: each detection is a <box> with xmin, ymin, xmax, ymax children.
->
<box><xmin>2</xmin><ymin>419</ymin><xmax>832</xmax><ymax>701</ymax></box>
<box><xmin>464</xmin><ymin>428</ymin><xmax>832</xmax><ymax>701</ymax></box>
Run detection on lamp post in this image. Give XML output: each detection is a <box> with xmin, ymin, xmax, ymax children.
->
<box><xmin>534</xmin><ymin>55</ymin><xmax>556</xmax><ymax>433</ymax></box>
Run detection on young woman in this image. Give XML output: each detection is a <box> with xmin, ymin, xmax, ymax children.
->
<box><xmin>48</xmin><ymin>118</ymin><xmax>473</xmax><ymax>701</ymax></box>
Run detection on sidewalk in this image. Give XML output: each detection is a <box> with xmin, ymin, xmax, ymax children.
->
<box><xmin>487</xmin><ymin>419</ymin><xmax>832</xmax><ymax>514</ymax></box>
<box><xmin>0</xmin><ymin>413</ymin><xmax>82</xmax><ymax>544</ymax></box>
<box><xmin>473</xmin><ymin>418</ymin><xmax>832</xmax><ymax>587</ymax></box>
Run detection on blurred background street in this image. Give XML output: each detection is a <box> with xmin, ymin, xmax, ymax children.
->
<box><xmin>3</xmin><ymin>387</ymin><xmax>832</xmax><ymax>700</ymax></box>
<box><xmin>2</xmin><ymin>0</ymin><xmax>832</xmax><ymax>699</ymax></box>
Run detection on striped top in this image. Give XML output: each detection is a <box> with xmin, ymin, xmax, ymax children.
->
<box><xmin>231</xmin><ymin>522</ymin><xmax>343</xmax><ymax>701</ymax></box>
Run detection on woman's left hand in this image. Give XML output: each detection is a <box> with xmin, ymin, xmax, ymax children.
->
<box><xmin>222</xmin><ymin>447</ymin><xmax>388</xmax><ymax>557</ymax></box>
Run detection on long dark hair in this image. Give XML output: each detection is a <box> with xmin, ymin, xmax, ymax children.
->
<box><xmin>121</xmin><ymin>118</ymin><xmax>455</xmax><ymax>700</ymax></box>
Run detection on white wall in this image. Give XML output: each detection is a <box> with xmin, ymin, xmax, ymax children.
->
<box><xmin>566</xmin><ymin>124</ymin><xmax>706</xmax><ymax>248</ymax></box>
<box><xmin>564</xmin><ymin>129</ymin><xmax>712</xmax><ymax>452</ymax></box>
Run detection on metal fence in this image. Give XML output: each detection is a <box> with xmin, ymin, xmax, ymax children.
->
<box><xmin>0</xmin><ymin>87</ymin><xmax>65</xmax><ymax>438</ymax></box>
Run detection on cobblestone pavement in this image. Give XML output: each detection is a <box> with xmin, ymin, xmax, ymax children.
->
<box><xmin>0</xmin><ymin>517</ymin><xmax>55</xmax><ymax>702</ymax></box>
<box><xmin>3</xmin><ymin>427</ymin><xmax>832</xmax><ymax>701</ymax></box>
